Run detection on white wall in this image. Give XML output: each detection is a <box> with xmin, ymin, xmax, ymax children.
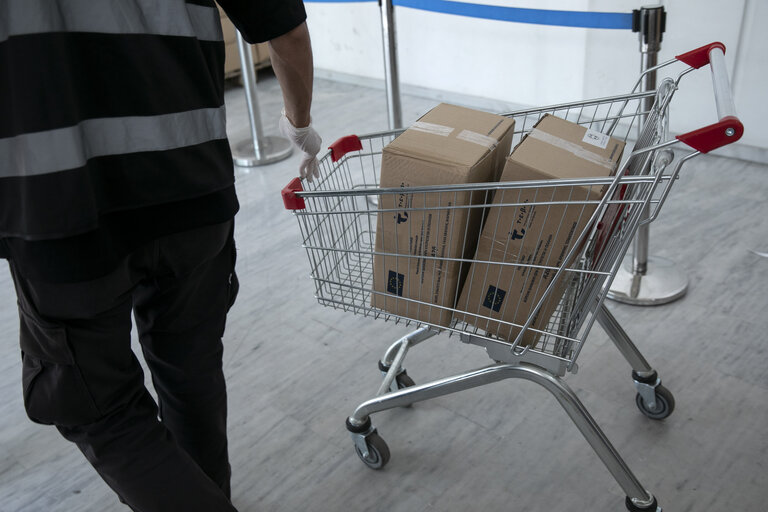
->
<box><xmin>731</xmin><ymin>0</ymin><xmax>768</xmax><ymax>151</ymax></box>
<box><xmin>397</xmin><ymin>0</ymin><xmax>591</xmax><ymax>107</ymax></box>
<box><xmin>306</xmin><ymin>0</ymin><xmax>767</xmax><ymax>154</ymax></box>
<box><xmin>306</xmin><ymin>2</ymin><xmax>383</xmax><ymax>79</ymax></box>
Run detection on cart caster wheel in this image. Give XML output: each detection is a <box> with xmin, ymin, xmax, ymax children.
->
<box><xmin>379</xmin><ymin>362</ymin><xmax>416</xmax><ymax>402</ymax></box>
<box><xmin>635</xmin><ymin>384</ymin><xmax>675</xmax><ymax>420</ymax></box>
<box><xmin>625</xmin><ymin>495</ymin><xmax>660</xmax><ymax>512</ymax></box>
<box><xmin>395</xmin><ymin>370</ymin><xmax>415</xmax><ymax>389</ymax></box>
<box><xmin>354</xmin><ymin>431</ymin><xmax>390</xmax><ymax>470</ymax></box>
<box><xmin>379</xmin><ymin>361</ymin><xmax>413</xmax><ymax>384</ymax></box>
<box><xmin>394</xmin><ymin>371</ymin><xmax>416</xmax><ymax>407</ymax></box>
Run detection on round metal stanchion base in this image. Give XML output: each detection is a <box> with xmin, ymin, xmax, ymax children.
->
<box><xmin>607</xmin><ymin>255</ymin><xmax>688</xmax><ymax>306</ymax></box>
<box><xmin>232</xmin><ymin>136</ymin><xmax>292</xmax><ymax>167</ymax></box>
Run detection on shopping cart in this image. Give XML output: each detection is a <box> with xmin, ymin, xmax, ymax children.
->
<box><xmin>281</xmin><ymin>42</ymin><xmax>742</xmax><ymax>511</ymax></box>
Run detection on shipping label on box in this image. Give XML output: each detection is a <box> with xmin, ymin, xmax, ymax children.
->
<box><xmin>371</xmin><ymin>104</ymin><xmax>515</xmax><ymax>326</ymax></box>
<box><xmin>456</xmin><ymin>114</ymin><xmax>625</xmax><ymax>346</ymax></box>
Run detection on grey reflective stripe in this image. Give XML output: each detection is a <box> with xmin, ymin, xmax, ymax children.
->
<box><xmin>0</xmin><ymin>0</ymin><xmax>222</xmax><ymax>43</ymax></box>
<box><xmin>0</xmin><ymin>107</ymin><xmax>228</xmax><ymax>178</ymax></box>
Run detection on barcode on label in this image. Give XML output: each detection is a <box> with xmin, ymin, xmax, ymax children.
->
<box><xmin>582</xmin><ymin>129</ymin><xmax>610</xmax><ymax>149</ymax></box>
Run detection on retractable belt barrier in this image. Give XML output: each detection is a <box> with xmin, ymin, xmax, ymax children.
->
<box><xmin>306</xmin><ymin>0</ymin><xmax>632</xmax><ymax>30</ymax></box>
<box><xmin>395</xmin><ymin>0</ymin><xmax>633</xmax><ymax>29</ymax></box>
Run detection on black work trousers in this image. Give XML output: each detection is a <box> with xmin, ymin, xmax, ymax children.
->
<box><xmin>8</xmin><ymin>221</ymin><xmax>240</xmax><ymax>512</ymax></box>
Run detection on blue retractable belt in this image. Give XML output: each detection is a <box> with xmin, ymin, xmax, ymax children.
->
<box><xmin>304</xmin><ymin>0</ymin><xmax>633</xmax><ymax>30</ymax></box>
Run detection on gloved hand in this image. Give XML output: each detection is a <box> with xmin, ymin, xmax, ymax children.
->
<box><xmin>279</xmin><ymin>111</ymin><xmax>322</xmax><ymax>182</ymax></box>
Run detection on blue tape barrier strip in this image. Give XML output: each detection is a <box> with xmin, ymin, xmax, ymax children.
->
<box><xmin>394</xmin><ymin>0</ymin><xmax>633</xmax><ymax>29</ymax></box>
<box><xmin>305</xmin><ymin>0</ymin><xmax>634</xmax><ymax>30</ymax></box>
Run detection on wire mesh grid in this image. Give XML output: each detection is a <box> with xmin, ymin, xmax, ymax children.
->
<box><xmin>293</xmin><ymin>89</ymin><xmax>678</xmax><ymax>368</ymax></box>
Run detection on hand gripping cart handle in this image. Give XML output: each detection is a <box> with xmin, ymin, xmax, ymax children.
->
<box><xmin>282</xmin><ymin>42</ymin><xmax>742</xmax><ymax>512</ymax></box>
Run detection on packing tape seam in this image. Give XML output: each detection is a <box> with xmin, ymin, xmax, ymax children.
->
<box><xmin>411</xmin><ymin>121</ymin><xmax>454</xmax><ymax>137</ymax></box>
<box><xmin>457</xmin><ymin>129</ymin><xmax>499</xmax><ymax>149</ymax></box>
<box><xmin>528</xmin><ymin>129</ymin><xmax>616</xmax><ymax>170</ymax></box>
<box><xmin>409</xmin><ymin>123</ymin><xmax>500</xmax><ymax>150</ymax></box>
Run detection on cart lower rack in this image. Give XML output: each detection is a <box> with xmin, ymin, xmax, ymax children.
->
<box><xmin>282</xmin><ymin>42</ymin><xmax>742</xmax><ymax>511</ymax></box>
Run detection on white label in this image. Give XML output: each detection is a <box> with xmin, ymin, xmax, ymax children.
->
<box><xmin>529</xmin><ymin>129</ymin><xmax>616</xmax><ymax>170</ymax></box>
<box><xmin>411</xmin><ymin>121</ymin><xmax>454</xmax><ymax>137</ymax></box>
<box><xmin>582</xmin><ymin>129</ymin><xmax>610</xmax><ymax>149</ymax></box>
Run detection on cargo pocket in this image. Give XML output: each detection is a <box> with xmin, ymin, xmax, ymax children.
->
<box><xmin>18</xmin><ymin>309</ymin><xmax>102</xmax><ymax>427</ymax></box>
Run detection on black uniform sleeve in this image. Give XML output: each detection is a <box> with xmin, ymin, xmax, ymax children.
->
<box><xmin>216</xmin><ymin>0</ymin><xmax>307</xmax><ymax>44</ymax></box>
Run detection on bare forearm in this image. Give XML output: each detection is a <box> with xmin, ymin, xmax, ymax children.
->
<box><xmin>269</xmin><ymin>22</ymin><xmax>313</xmax><ymax>128</ymax></box>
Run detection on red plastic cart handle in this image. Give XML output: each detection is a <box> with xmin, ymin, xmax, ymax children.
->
<box><xmin>675</xmin><ymin>42</ymin><xmax>726</xmax><ymax>69</ymax></box>
<box><xmin>329</xmin><ymin>135</ymin><xmax>363</xmax><ymax>162</ymax></box>
<box><xmin>282</xmin><ymin>135</ymin><xmax>364</xmax><ymax>210</ymax></box>
<box><xmin>282</xmin><ymin>177</ymin><xmax>305</xmax><ymax>210</ymax></box>
<box><xmin>675</xmin><ymin>42</ymin><xmax>744</xmax><ymax>153</ymax></box>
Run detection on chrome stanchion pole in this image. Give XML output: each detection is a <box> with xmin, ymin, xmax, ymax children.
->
<box><xmin>231</xmin><ymin>31</ymin><xmax>293</xmax><ymax>167</ymax></box>
<box><xmin>380</xmin><ymin>0</ymin><xmax>403</xmax><ymax>129</ymax></box>
<box><xmin>608</xmin><ymin>5</ymin><xmax>688</xmax><ymax>305</ymax></box>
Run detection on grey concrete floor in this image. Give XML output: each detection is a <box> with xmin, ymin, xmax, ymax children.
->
<box><xmin>1</xmin><ymin>70</ymin><xmax>767</xmax><ymax>512</ymax></box>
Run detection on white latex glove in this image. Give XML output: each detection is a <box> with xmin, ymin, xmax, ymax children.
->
<box><xmin>279</xmin><ymin>112</ymin><xmax>322</xmax><ymax>182</ymax></box>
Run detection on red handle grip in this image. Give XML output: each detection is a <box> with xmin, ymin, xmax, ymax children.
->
<box><xmin>282</xmin><ymin>177</ymin><xmax>305</xmax><ymax>210</ymax></box>
<box><xmin>675</xmin><ymin>41</ymin><xmax>726</xmax><ymax>69</ymax></box>
<box><xmin>676</xmin><ymin>116</ymin><xmax>743</xmax><ymax>153</ymax></box>
<box><xmin>674</xmin><ymin>42</ymin><xmax>744</xmax><ymax>153</ymax></box>
<box><xmin>329</xmin><ymin>135</ymin><xmax>363</xmax><ymax>162</ymax></box>
<box><xmin>283</xmin><ymin>135</ymin><xmax>363</xmax><ymax>210</ymax></box>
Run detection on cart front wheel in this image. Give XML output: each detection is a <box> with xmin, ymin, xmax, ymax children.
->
<box><xmin>396</xmin><ymin>371</ymin><xmax>415</xmax><ymax>390</ymax></box>
<box><xmin>354</xmin><ymin>432</ymin><xmax>390</xmax><ymax>470</ymax></box>
<box><xmin>395</xmin><ymin>371</ymin><xmax>416</xmax><ymax>408</ymax></box>
<box><xmin>635</xmin><ymin>384</ymin><xmax>675</xmax><ymax>420</ymax></box>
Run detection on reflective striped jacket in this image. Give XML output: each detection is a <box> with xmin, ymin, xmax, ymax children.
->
<box><xmin>0</xmin><ymin>0</ymin><xmax>305</xmax><ymax>242</ymax></box>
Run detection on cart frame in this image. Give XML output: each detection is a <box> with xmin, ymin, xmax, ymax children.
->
<box><xmin>282</xmin><ymin>42</ymin><xmax>742</xmax><ymax>512</ymax></box>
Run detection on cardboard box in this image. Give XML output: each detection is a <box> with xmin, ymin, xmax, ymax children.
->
<box><xmin>372</xmin><ymin>104</ymin><xmax>515</xmax><ymax>326</ymax></box>
<box><xmin>218</xmin><ymin>7</ymin><xmax>270</xmax><ymax>77</ymax></box>
<box><xmin>455</xmin><ymin>114</ymin><xmax>625</xmax><ymax>346</ymax></box>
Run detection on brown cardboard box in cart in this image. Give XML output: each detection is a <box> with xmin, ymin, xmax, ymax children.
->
<box><xmin>371</xmin><ymin>104</ymin><xmax>515</xmax><ymax>326</ymax></box>
<box><xmin>455</xmin><ymin>114</ymin><xmax>625</xmax><ymax>347</ymax></box>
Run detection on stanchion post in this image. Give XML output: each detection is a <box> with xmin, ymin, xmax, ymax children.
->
<box><xmin>608</xmin><ymin>5</ymin><xmax>689</xmax><ymax>306</ymax></box>
<box><xmin>231</xmin><ymin>31</ymin><xmax>293</xmax><ymax>167</ymax></box>
<box><xmin>634</xmin><ymin>5</ymin><xmax>662</xmax><ymax>277</ymax></box>
<box><xmin>380</xmin><ymin>0</ymin><xmax>403</xmax><ymax>129</ymax></box>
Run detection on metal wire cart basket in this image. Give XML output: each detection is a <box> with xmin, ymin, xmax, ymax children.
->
<box><xmin>281</xmin><ymin>42</ymin><xmax>742</xmax><ymax>511</ymax></box>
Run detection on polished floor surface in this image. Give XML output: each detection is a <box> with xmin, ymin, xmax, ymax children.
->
<box><xmin>1</xmin><ymin>71</ymin><xmax>767</xmax><ymax>512</ymax></box>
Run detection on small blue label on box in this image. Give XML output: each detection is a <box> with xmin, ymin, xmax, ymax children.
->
<box><xmin>483</xmin><ymin>285</ymin><xmax>506</xmax><ymax>312</ymax></box>
<box><xmin>387</xmin><ymin>271</ymin><xmax>404</xmax><ymax>296</ymax></box>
